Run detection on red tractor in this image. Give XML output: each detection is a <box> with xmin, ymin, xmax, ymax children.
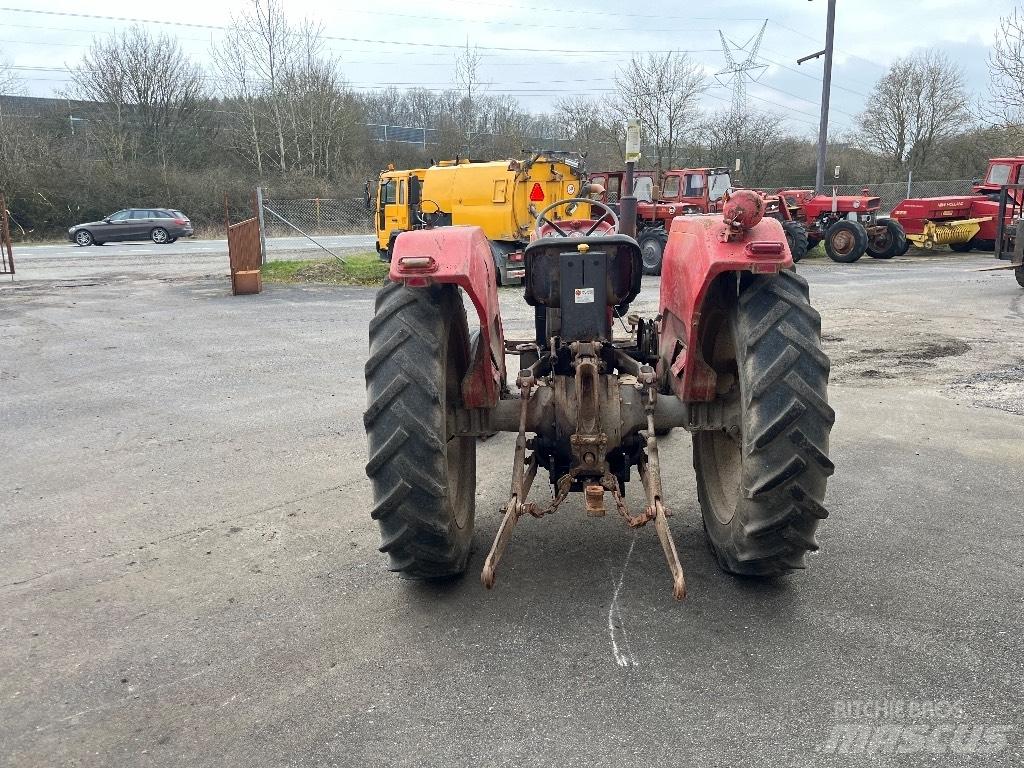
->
<box><xmin>774</xmin><ymin>188</ymin><xmax>907</xmax><ymax>263</ymax></box>
<box><xmin>591</xmin><ymin>167</ymin><xmax>809</xmax><ymax>274</ymax></box>
<box><xmin>888</xmin><ymin>158</ymin><xmax>1023</xmax><ymax>277</ymax></box>
<box><xmin>363</xmin><ymin>183</ymin><xmax>834</xmax><ymax>600</ymax></box>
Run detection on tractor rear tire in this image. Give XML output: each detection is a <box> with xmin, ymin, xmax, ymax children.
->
<box><xmin>639</xmin><ymin>227</ymin><xmax>669</xmax><ymax>276</ymax></box>
<box><xmin>693</xmin><ymin>270</ymin><xmax>835</xmax><ymax>576</ymax></box>
<box><xmin>1016</xmin><ymin>266</ymin><xmax>1024</xmax><ymax>288</ymax></box>
<box><xmin>824</xmin><ymin>220</ymin><xmax>868</xmax><ymax>263</ymax></box>
<box><xmin>364</xmin><ymin>281</ymin><xmax>477</xmax><ymax>579</ymax></box>
<box><xmin>949</xmin><ymin>241</ymin><xmax>973</xmax><ymax>253</ymax></box>
<box><xmin>866</xmin><ymin>218</ymin><xmax>906</xmax><ymax>259</ymax></box>
<box><xmin>782</xmin><ymin>221</ymin><xmax>809</xmax><ymax>262</ymax></box>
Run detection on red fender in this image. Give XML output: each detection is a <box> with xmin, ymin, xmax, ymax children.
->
<box><xmin>390</xmin><ymin>226</ymin><xmax>505</xmax><ymax>409</ymax></box>
<box><xmin>658</xmin><ymin>214</ymin><xmax>792</xmax><ymax>402</ymax></box>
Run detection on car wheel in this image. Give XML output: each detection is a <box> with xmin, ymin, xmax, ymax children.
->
<box><xmin>74</xmin><ymin>230</ymin><xmax>94</xmax><ymax>247</ymax></box>
<box><xmin>151</xmin><ymin>227</ymin><xmax>170</xmax><ymax>244</ymax></box>
<box><xmin>166</xmin><ymin>237</ymin><xmax>178</xmax><ymax>244</ymax></box>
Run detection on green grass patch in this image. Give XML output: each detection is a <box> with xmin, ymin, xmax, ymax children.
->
<box><xmin>261</xmin><ymin>252</ymin><xmax>388</xmax><ymax>286</ymax></box>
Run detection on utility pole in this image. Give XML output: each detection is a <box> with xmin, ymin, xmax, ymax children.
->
<box><xmin>798</xmin><ymin>0</ymin><xmax>837</xmax><ymax>195</ymax></box>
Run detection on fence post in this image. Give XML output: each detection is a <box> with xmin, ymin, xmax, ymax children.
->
<box><xmin>907</xmin><ymin>170</ymin><xmax>912</xmax><ymax>200</ymax></box>
<box><xmin>255</xmin><ymin>186</ymin><xmax>267</xmax><ymax>266</ymax></box>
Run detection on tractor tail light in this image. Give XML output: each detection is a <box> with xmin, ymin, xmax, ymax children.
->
<box><xmin>398</xmin><ymin>256</ymin><xmax>436</xmax><ymax>271</ymax></box>
<box><xmin>746</xmin><ymin>241</ymin><xmax>785</xmax><ymax>257</ymax></box>
<box><xmin>529</xmin><ymin>183</ymin><xmax>545</xmax><ymax>202</ymax></box>
<box><xmin>508</xmin><ymin>251</ymin><xmax>524</xmax><ymax>262</ymax></box>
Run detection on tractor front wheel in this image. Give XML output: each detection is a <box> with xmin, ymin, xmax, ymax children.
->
<box><xmin>638</xmin><ymin>227</ymin><xmax>669</xmax><ymax>276</ymax></box>
<box><xmin>866</xmin><ymin>219</ymin><xmax>906</xmax><ymax>259</ymax></box>
<box><xmin>364</xmin><ymin>281</ymin><xmax>477</xmax><ymax>578</ymax></box>
<box><xmin>693</xmin><ymin>270</ymin><xmax>835</xmax><ymax>576</ymax></box>
<box><xmin>824</xmin><ymin>220</ymin><xmax>868</xmax><ymax>263</ymax></box>
<box><xmin>782</xmin><ymin>221</ymin><xmax>809</xmax><ymax>262</ymax></box>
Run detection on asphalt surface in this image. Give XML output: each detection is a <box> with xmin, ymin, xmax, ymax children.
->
<box><xmin>1</xmin><ymin>251</ymin><xmax>1022</xmax><ymax>767</ymax></box>
<box><xmin>9</xmin><ymin>234</ymin><xmax>376</xmax><ymax>281</ymax></box>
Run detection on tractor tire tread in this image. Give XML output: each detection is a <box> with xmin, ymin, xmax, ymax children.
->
<box><xmin>638</xmin><ymin>227</ymin><xmax>669</xmax><ymax>276</ymax></box>
<box><xmin>697</xmin><ymin>269</ymin><xmax>833</xmax><ymax>577</ymax></box>
<box><xmin>867</xmin><ymin>218</ymin><xmax>907</xmax><ymax>259</ymax></box>
<box><xmin>782</xmin><ymin>220</ymin><xmax>809</xmax><ymax>262</ymax></box>
<box><xmin>364</xmin><ymin>281</ymin><xmax>475</xmax><ymax>579</ymax></box>
<box><xmin>825</xmin><ymin>220</ymin><xmax>868</xmax><ymax>263</ymax></box>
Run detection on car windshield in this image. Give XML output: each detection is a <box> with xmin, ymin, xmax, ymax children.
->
<box><xmin>987</xmin><ymin>164</ymin><xmax>1012</xmax><ymax>185</ymax></box>
<box><xmin>634</xmin><ymin>176</ymin><xmax>654</xmax><ymax>203</ymax></box>
<box><xmin>708</xmin><ymin>173</ymin><xmax>732</xmax><ymax>201</ymax></box>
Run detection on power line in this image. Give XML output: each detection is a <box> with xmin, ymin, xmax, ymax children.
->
<box><xmin>757</xmin><ymin>49</ymin><xmax>871</xmax><ymax>99</ymax></box>
<box><xmin>0</xmin><ymin>8</ymin><xmax>719</xmax><ymax>54</ymax></box>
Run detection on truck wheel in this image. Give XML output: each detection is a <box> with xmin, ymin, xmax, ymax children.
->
<box><xmin>866</xmin><ymin>219</ymin><xmax>906</xmax><ymax>259</ymax></box>
<box><xmin>693</xmin><ymin>270</ymin><xmax>834</xmax><ymax>576</ymax></box>
<box><xmin>364</xmin><ymin>281</ymin><xmax>476</xmax><ymax>578</ymax></box>
<box><xmin>1016</xmin><ymin>266</ymin><xmax>1024</xmax><ymax>288</ymax></box>
<box><xmin>638</xmin><ymin>228</ymin><xmax>669</xmax><ymax>276</ymax></box>
<box><xmin>782</xmin><ymin>221</ymin><xmax>809</xmax><ymax>262</ymax></box>
<box><xmin>824</xmin><ymin>220</ymin><xmax>868</xmax><ymax>263</ymax></box>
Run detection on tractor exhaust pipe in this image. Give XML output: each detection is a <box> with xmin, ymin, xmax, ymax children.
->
<box><xmin>619</xmin><ymin>161</ymin><xmax>638</xmax><ymax>239</ymax></box>
<box><xmin>619</xmin><ymin>120</ymin><xmax>640</xmax><ymax>239</ymax></box>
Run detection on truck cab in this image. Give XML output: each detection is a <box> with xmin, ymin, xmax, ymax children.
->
<box><xmin>374</xmin><ymin>166</ymin><xmax>428</xmax><ymax>255</ymax></box>
<box><xmin>973</xmin><ymin>157</ymin><xmax>1024</xmax><ymax>197</ymax></box>
<box><xmin>657</xmin><ymin>167</ymin><xmax>733</xmax><ymax>214</ymax></box>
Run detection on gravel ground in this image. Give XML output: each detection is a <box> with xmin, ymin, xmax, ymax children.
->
<box><xmin>1</xmin><ymin>250</ymin><xmax>1022</xmax><ymax>767</ymax></box>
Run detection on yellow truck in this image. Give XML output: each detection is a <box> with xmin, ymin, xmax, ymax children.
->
<box><xmin>371</xmin><ymin>152</ymin><xmax>589</xmax><ymax>284</ymax></box>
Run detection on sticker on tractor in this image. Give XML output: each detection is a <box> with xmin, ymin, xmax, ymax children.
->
<box><xmin>566</xmin><ymin>183</ymin><xmax>576</xmax><ymax>195</ymax></box>
<box><xmin>574</xmin><ymin>287</ymin><xmax>594</xmax><ymax>304</ymax></box>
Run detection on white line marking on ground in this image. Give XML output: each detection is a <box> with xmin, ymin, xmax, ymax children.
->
<box><xmin>608</xmin><ymin>534</ymin><xmax>638</xmax><ymax>668</ymax></box>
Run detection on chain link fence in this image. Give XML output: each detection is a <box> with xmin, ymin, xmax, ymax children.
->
<box><xmin>261</xmin><ymin>196</ymin><xmax>373</xmax><ymax>236</ymax></box>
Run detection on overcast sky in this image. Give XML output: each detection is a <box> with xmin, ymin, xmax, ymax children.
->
<box><xmin>0</xmin><ymin>0</ymin><xmax>1018</xmax><ymax>136</ymax></box>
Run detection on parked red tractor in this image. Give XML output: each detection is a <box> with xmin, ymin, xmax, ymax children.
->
<box><xmin>774</xmin><ymin>188</ymin><xmax>906</xmax><ymax>263</ymax></box>
<box><xmin>591</xmin><ymin>166</ymin><xmax>809</xmax><ymax>274</ymax></box>
<box><xmin>364</xmin><ymin>175</ymin><xmax>834</xmax><ymax>599</ymax></box>
<box><xmin>888</xmin><ymin>158</ymin><xmax>1023</xmax><ymax>278</ymax></box>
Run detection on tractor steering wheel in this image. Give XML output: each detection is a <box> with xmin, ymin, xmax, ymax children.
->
<box><xmin>534</xmin><ymin>197</ymin><xmax>620</xmax><ymax>238</ymax></box>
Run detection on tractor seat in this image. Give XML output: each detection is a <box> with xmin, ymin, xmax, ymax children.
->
<box><xmin>523</xmin><ymin>231</ymin><xmax>643</xmax><ymax>310</ymax></box>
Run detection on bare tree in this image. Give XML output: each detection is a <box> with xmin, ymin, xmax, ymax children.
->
<box><xmin>989</xmin><ymin>7</ymin><xmax>1024</xmax><ymax>126</ymax></box>
<box><xmin>857</xmin><ymin>49</ymin><xmax>972</xmax><ymax>174</ymax></box>
<box><xmin>66</xmin><ymin>27</ymin><xmax>207</xmax><ymax>171</ymax></box>
<box><xmin>555</xmin><ymin>96</ymin><xmax>617</xmax><ymax>162</ymax></box>
<box><xmin>213</xmin><ymin>0</ymin><xmax>296</xmax><ymax>173</ymax></box>
<box><xmin>695</xmin><ymin>108</ymin><xmax>789</xmax><ymax>187</ymax></box>
<box><xmin>454</xmin><ymin>41</ymin><xmax>487</xmax><ymax>155</ymax></box>
<box><xmin>0</xmin><ymin>53</ymin><xmax>24</xmax><ymax>97</ymax></box>
<box><xmin>613</xmin><ymin>51</ymin><xmax>707</xmax><ymax>172</ymax></box>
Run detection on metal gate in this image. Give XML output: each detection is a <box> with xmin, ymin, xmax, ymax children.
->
<box><xmin>995</xmin><ymin>184</ymin><xmax>1024</xmax><ymax>263</ymax></box>
<box><xmin>0</xmin><ymin>193</ymin><xmax>14</xmax><ymax>277</ymax></box>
